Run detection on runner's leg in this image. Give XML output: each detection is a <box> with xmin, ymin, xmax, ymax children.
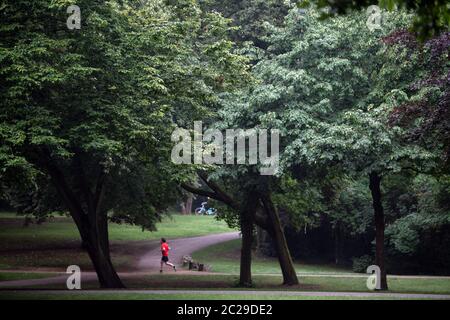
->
<box><xmin>164</xmin><ymin>259</ymin><xmax>176</xmax><ymax>271</ymax></box>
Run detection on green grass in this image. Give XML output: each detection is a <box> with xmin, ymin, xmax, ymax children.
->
<box><xmin>6</xmin><ymin>273</ymin><xmax>450</xmax><ymax>295</ymax></box>
<box><xmin>0</xmin><ymin>272</ymin><xmax>59</xmax><ymax>282</ymax></box>
<box><xmin>1</xmin><ymin>211</ymin><xmax>449</xmax><ymax>297</ymax></box>
<box><xmin>0</xmin><ymin>212</ymin><xmax>29</xmax><ymax>219</ymax></box>
<box><xmin>0</xmin><ymin>214</ymin><xmax>234</xmax><ymax>248</ymax></box>
<box><xmin>0</xmin><ymin>214</ymin><xmax>235</xmax><ymax>270</ymax></box>
<box><xmin>133</xmin><ymin>275</ymin><xmax>450</xmax><ymax>294</ymax></box>
<box><xmin>0</xmin><ymin>291</ymin><xmax>425</xmax><ymax>300</ymax></box>
<box><xmin>192</xmin><ymin>239</ymin><xmax>350</xmax><ymax>275</ymax></box>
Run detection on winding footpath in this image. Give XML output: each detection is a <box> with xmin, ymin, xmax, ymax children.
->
<box><xmin>0</xmin><ymin>232</ymin><xmax>240</xmax><ymax>288</ymax></box>
<box><xmin>1</xmin><ymin>231</ymin><xmax>450</xmax><ymax>299</ymax></box>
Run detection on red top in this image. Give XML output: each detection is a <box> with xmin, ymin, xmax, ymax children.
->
<box><xmin>161</xmin><ymin>243</ymin><xmax>169</xmax><ymax>257</ymax></box>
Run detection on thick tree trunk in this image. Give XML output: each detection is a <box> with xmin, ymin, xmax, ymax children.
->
<box><xmin>180</xmin><ymin>194</ymin><xmax>194</xmax><ymax>215</ymax></box>
<box><xmin>32</xmin><ymin>151</ymin><xmax>124</xmax><ymax>288</ymax></box>
<box><xmin>261</xmin><ymin>195</ymin><xmax>299</xmax><ymax>286</ymax></box>
<box><xmin>369</xmin><ymin>171</ymin><xmax>388</xmax><ymax>290</ymax></box>
<box><xmin>239</xmin><ymin>211</ymin><xmax>253</xmax><ymax>287</ymax></box>
<box><xmin>74</xmin><ymin>209</ymin><xmax>124</xmax><ymax>288</ymax></box>
<box><xmin>185</xmin><ymin>194</ymin><xmax>193</xmax><ymax>215</ymax></box>
<box><xmin>238</xmin><ymin>194</ymin><xmax>258</xmax><ymax>287</ymax></box>
<box><xmin>84</xmin><ymin>240</ymin><xmax>124</xmax><ymax>288</ymax></box>
<box><xmin>334</xmin><ymin>222</ymin><xmax>341</xmax><ymax>265</ymax></box>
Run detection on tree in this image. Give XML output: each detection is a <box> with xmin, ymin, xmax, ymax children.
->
<box><xmin>230</xmin><ymin>8</ymin><xmax>437</xmax><ymax>289</ymax></box>
<box><xmin>176</xmin><ymin>0</ymin><xmax>300</xmax><ymax>287</ymax></box>
<box><xmin>203</xmin><ymin>0</ymin><xmax>292</xmax><ymax>51</ymax></box>
<box><xmin>387</xmin><ymin>30</ymin><xmax>450</xmax><ymax>174</ymax></box>
<box><xmin>182</xmin><ymin>167</ymin><xmax>300</xmax><ymax>286</ymax></box>
<box><xmin>303</xmin><ymin>0</ymin><xmax>450</xmax><ymax>40</ymax></box>
<box><xmin>0</xmin><ymin>0</ymin><xmax>249</xmax><ymax>287</ymax></box>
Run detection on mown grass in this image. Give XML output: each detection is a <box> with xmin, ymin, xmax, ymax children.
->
<box><xmin>192</xmin><ymin>239</ymin><xmax>350</xmax><ymax>275</ymax></box>
<box><xmin>3</xmin><ymin>273</ymin><xmax>449</xmax><ymax>295</ymax></box>
<box><xmin>126</xmin><ymin>275</ymin><xmax>450</xmax><ymax>294</ymax></box>
<box><xmin>0</xmin><ymin>272</ymin><xmax>59</xmax><ymax>282</ymax></box>
<box><xmin>0</xmin><ymin>291</ymin><xmax>425</xmax><ymax>300</ymax></box>
<box><xmin>0</xmin><ymin>213</ymin><xmax>234</xmax><ymax>247</ymax></box>
<box><xmin>0</xmin><ymin>214</ymin><xmax>235</xmax><ymax>270</ymax></box>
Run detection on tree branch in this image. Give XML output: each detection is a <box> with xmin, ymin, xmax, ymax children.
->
<box><xmin>180</xmin><ymin>183</ymin><xmax>224</xmax><ymax>203</ymax></box>
<box><xmin>197</xmin><ymin>171</ymin><xmax>239</xmax><ymax>210</ymax></box>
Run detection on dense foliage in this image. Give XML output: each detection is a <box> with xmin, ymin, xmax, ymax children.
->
<box><xmin>0</xmin><ymin>0</ymin><xmax>448</xmax><ymax>287</ymax></box>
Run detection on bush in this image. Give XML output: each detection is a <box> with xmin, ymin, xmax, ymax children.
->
<box><xmin>352</xmin><ymin>255</ymin><xmax>374</xmax><ymax>273</ymax></box>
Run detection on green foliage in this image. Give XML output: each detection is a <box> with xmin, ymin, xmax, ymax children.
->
<box><xmin>301</xmin><ymin>0</ymin><xmax>450</xmax><ymax>40</ymax></box>
<box><xmin>202</xmin><ymin>0</ymin><xmax>292</xmax><ymax>52</ymax></box>
<box><xmin>216</xmin><ymin>5</ymin><xmax>448</xmax><ymax>274</ymax></box>
<box><xmin>272</xmin><ymin>175</ymin><xmax>324</xmax><ymax>230</ymax></box>
<box><xmin>0</xmin><ymin>0</ymin><xmax>250</xmax><ymax>230</ymax></box>
<box><xmin>385</xmin><ymin>174</ymin><xmax>450</xmax><ymax>255</ymax></box>
<box><xmin>351</xmin><ymin>255</ymin><xmax>374</xmax><ymax>273</ymax></box>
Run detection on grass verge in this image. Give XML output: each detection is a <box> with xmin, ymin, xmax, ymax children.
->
<box><xmin>0</xmin><ymin>214</ymin><xmax>235</xmax><ymax>270</ymax></box>
<box><xmin>192</xmin><ymin>239</ymin><xmax>350</xmax><ymax>274</ymax></box>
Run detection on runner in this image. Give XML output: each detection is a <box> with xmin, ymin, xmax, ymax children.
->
<box><xmin>160</xmin><ymin>238</ymin><xmax>176</xmax><ymax>273</ymax></box>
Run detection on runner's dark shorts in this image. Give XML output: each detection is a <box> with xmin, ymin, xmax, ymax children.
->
<box><xmin>161</xmin><ymin>256</ymin><xmax>169</xmax><ymax>262</ymax></box>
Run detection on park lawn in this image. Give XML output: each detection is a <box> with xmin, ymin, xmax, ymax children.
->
<box><xmin>192</xmin><ymin>239</ymin><xmax>351</xmax><ymax>274</ymax></box>
<box><xmin>0</xmin><ymin>214</ymin><xmax>235</xmax><ymax>270</ymax></box>
<box><xmin>0</xmin><ymin>214</ymin><xmax>234</xmax><ymax>247</ymax></box>
<box><xmin>124</xmin><ymin>274</ymin><xmax>450</xmax><ymax>295</ymax></box>
<box><xmin>0</xmin><ymin>291</ymin><xmax>426</xmax><ymax>300</ymax></box>
<box><xmin>5</xmin><ymin>273</ymin><xmax>450</xmax><ymax>295</ymax></box>
<box><xmin>0</xmin><ymin>272</ymin><xmax>60</xmax><ymax>282</ymax></box>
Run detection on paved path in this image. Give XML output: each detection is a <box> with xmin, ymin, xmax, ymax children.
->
<box><xmin>0</xmin><ymin>232</ymin><xmax>240</xmax><ymax>288</ymax></box>
<box><xmin>137</xmin><ymin>232</ymin><xmax>240</xmax><ymax>271</ymax></box>
<box><xmin>1</xmin><ymin>231</ymin><xmax>450</xmax><ymax>300</ymax></box>
<box><xmin>3</xmin><ymin>289</ymin><xmax>450</xmax><ymax>300</ymax></box>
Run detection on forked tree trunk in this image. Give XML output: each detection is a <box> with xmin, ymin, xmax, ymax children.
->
<box><xmin>261</xmin><ymin>195</ymin><xmax>299</xmax><ymax>286</ymax></box>
<box><xmin>75</xmin><ymin>209</ymin><xmax>125</xmax><ymax>288</ymax></box>
<box><xmin>34</xmin><ymin>151</ymin><xmax>125</xmax><ymax>288</ymax></box>
<box><xmin>369</xmin><ymin>171</ymin><xmax>388</xmax><ymax>290</ymax></box>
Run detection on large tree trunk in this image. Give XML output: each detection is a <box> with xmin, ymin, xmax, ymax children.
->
<box><xmin>44</xmin><ymin>160</ymin><xmax>124</xmax><ymax>288</ymax></box>
<box><xmin>83</xmin><ymin>235</ymin><xmax>124</xmax><ymax>288</ymax></box>
<box><xmin>185</xmin><ymin>194</ymin><xmax>194</xmax><ymax>215</ymax></box>
<box><xmin>369</xmin><ymin>171</ymin><xmax>388</xmax><ymax>290</ymax></box>
<box><xmin>334</xmin><ymin>221</ymin><xmax>341</xmax><ymax>265</ymax></box>
<box><xmin>238</xmin><ymin>194</ymin><xmax>258</xmax><ymax>287</ymax></box>
<box><xmin>239</xmin><ymin>211</ymin><xmax>254</xmax><ymax>287</ymax></box>
<box><xmin>73</xmin><ymin>209</ymin><xmax>125</xmax><ymax>288</ymax></box>
<box><xmin>180</xmin><ymin>194</ymin><xmax>194</xmax><ymax>215</ymax></box>
<box><xmin>261</xmin><ymin>195</ymin><xmax>299</xmax><ymax>286</ymax></box>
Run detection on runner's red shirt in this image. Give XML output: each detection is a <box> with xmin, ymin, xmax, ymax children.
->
<box><xmin>161</xmin><ymin>243</ymin><xmax>169</xmax><ymax>257</ymax></box>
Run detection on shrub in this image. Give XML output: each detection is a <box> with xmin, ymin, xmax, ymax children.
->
<box><xmin>352</xmin><ymin>255</ymin><xmax>374</xmax><ymax>273</ymax></box>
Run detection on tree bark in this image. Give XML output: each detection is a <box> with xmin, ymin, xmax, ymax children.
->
<box><xmin>334</xmin><ymin>222</ymin><xmax>341</xmax><ymax>265</ymax></box>
<box><xmin>43</xmin><ymin>160</ymin><xmax>124</xmax><ymax>288</ymax></box>
<box><xmin>237</xmin><ymin>192</ymin><xmax>258</xmax><ymax>287</ymax></box>
<box><xmin>82</xmin><ymin>211</ymin><xmax>124</xmax><ymax>288</ymax></box>
<box><xmin>369</xmin><ymin>171</ymin><xmax>388</xmax><ymax>290</ymax></box>
<box><xmin>181</xmin><ymin>174</ymin><xmax>298</xmax><ymax>286</ymax></box>
<box><xmin>261</xmin><ymin>195</ymin><xmax>299</xmax><ymax>286</ymax></box>
<box><xmin>185</xmin><ymin>194</ymin><xmax>193</xmax><ymax>215</ymax></box>
<box><xmin>239</xmin><ymin>209</ymin><xmax>254</xmax><ymax>287</ymax></box>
